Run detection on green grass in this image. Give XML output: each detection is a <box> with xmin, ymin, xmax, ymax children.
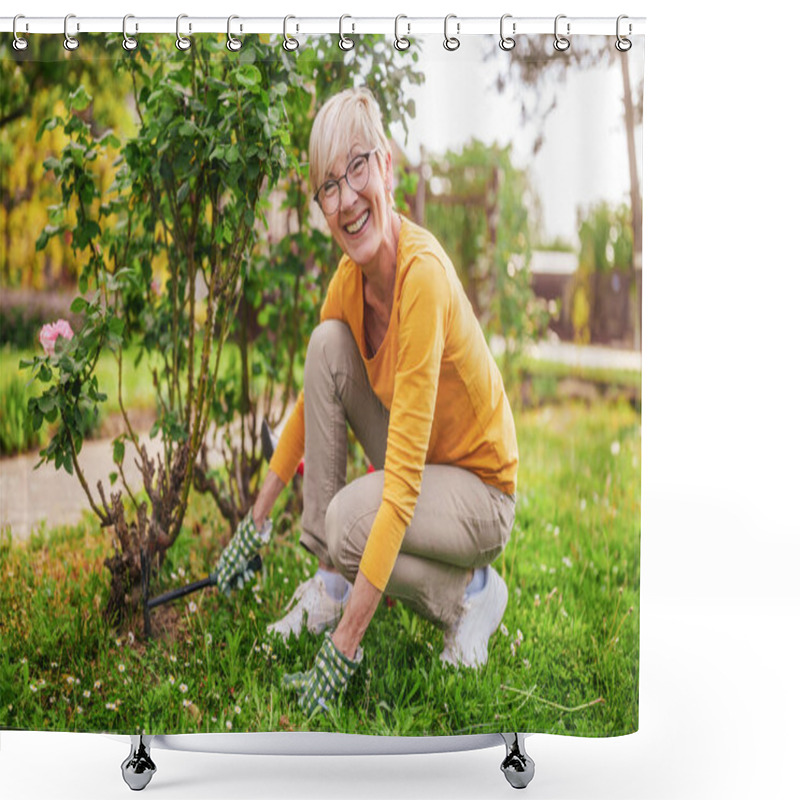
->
<box><xmin>0</xmin><ymin>401</ymin><xmax>640</xmax><ymax>738</ymax></box>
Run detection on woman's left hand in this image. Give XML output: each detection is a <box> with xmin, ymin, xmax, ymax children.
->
<box><xmin>283</xmin><ymin>632</ymin><xmax>363</xmax><ymax>715</ymax></box>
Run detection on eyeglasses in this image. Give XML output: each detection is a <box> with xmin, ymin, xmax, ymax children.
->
<box><xmin>314</xmin><ymin>149</ymin><xmax>378</xmax><ymax>216</ymax></box>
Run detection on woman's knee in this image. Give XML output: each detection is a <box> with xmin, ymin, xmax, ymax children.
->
<box><xmin>324</xmin><ymin>477</ymin><xmax>381</xmax><ymax>580</ymax></box>
<box><xmin>305</xmin><ymin>320</ymin><xmax>355</xmax><ymax>376</ymax></box>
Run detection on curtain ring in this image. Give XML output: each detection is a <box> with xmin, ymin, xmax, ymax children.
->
<box><xmin>122</xmin><ymin>15</ymin><xmax>138</xmax><ymax>51</ymax></box>
<box><xmin>12</xmin><ymin>14</ymin><xmax>29</xmax><ymax>51</ymax></box>
<box><xmin>175</xmin><ymin>14</ymin><xmax>192</xmax><ymax>51</ymax></box>
<box><xmin>339</xmin><ymin>15</ymin><xmax>355</xmax><ymax>51</ymax></box>
<box><xmin>443</xmin><ymin>14</ymin><xmax>460</xmax><ymax>51</ymax></box>
<box><xmin>616</xmin><ymin>15</ymin><xmax>632</xmax><ymax>52</ymax></box>
<box><xmin>227</xmin><ymin>15</ymin><xmax>243</xmax><ymax>52</ymax></box>
<box><xmin>554</xmin><ymin>14</ymin><xmax>571</xmax><ymax>52</ymax></box>
<box><xmin>283</xmin><ymin>15</ymin><xmax>299</xmax><ymax>52</ymax></box>
<box><xmin>499</xmin><ymin>14</ymin><xmax>515</xmax><ymax>51</ymax></box>
<box><xmin>63</xmin><ymin>13</ymin><xmax>79</xmax><ymax>51</ymax></box>
<box><xmin>394</xmin><ymin>15</ymin><xmax>410</xmax><ymax>51</ymax></box>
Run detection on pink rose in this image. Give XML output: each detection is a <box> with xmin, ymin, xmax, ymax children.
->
<box><xmin>39</xmin><ymin>319</ymin><xmax>75</xmax><ymax>356</ymax></box>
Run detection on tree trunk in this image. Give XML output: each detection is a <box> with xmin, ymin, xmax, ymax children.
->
<box><xmin>620</xmin><ymin>50</ymin><xmax>643</xmax><ymax>351</ymax></box>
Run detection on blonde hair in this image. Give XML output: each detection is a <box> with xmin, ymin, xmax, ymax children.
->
<box><xmin>309</xmin><ymin>88</ymin><xmax>392</xmax><ymax>195</ymax></box>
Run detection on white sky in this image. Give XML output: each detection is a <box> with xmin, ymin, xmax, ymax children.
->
<box><xmin>389</xmin><ymin>36</ymin><xmax>643</xmax><ymax>247</ymax></box>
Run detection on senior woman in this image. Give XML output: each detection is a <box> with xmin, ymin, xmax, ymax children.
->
<box><xmin>214</xmin><ymin>88</ymin><xmax>518</xmax><ymax>715</ymax></box>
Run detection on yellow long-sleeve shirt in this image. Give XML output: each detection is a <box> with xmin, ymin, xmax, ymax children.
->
<box><xmin>269</xmin><ymin>217</ymin><xmax>518</xmax><ymax>591</ymax></box>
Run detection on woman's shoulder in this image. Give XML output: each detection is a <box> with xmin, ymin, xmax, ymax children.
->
<box><xmin>398</xmin><ymin>217</ymin><xmax>451</xmax><ymax>268</ymax></box>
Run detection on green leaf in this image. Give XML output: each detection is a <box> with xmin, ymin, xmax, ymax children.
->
<box><xmin>234</xmin><ymin>65</ymin><xmax>261</xmax><ymax>88</ymax></box>
<box><xmin>69</xmin><ymin>86</ymin><xmax>92</xmax><ymax>113</ymax></box>
<box><xmin>113</xmin><ymin>439</ymin><xmax>125</xmax><ymax>465</ymax></box>
<box><xmin>70</xmin><ymin>297</ymin><xmax>89</xmax><ymax>313</ymax></box>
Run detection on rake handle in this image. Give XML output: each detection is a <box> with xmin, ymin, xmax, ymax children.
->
<box><xmin>146</xmin><ymin>553</ymin><xmax>263</xmax><ymax>609</ymax></box>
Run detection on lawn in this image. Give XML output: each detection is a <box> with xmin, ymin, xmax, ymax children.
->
<box><xmin>0</xmin><ymin>400</ymin><xmax>640</xmax><ymax>738</ymax></box>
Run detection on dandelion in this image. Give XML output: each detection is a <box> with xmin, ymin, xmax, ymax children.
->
<box><xmin>611</xmin><ymin>441</ymin><xmax>621</xmax><ymax>456</ymax></box>
<box><xmin>188</xmin><ymin>601</ymin><xmax>197</xmax><ymax>614</ymax></box>
<box><xmin>118</xmin><ymin>663</ymin><xmax>126</xmax><ymax>673</ymax></box>
<box><xmin>562</xmin><ymin>556</ymin><xmax>573</xmax><ymax>569</ymax></box>
<box><xmin>180</xmin><ymin>683</ymin><xmax>188</xmax><ymax>694</ymax></box>
<box><xmin>39</xmin><ymin>319</ymin><xmax>74</xmax><ymax>356</ymax></box>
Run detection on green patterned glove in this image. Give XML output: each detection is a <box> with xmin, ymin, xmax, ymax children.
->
<box><xmin>283</xmin><ymin>633</ymin><xmax>363</xmax><ymax>715</ymax></box>
<box><xmin>213</xmin><ymin>509</ymin><xmax>271</xmax><ymax>597</ymax></box>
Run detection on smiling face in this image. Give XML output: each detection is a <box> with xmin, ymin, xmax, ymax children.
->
<box><xmin>324</xmin><ymin>144</ymin><xmax>394</xmax><ymax>271</ymax></box>
<box><xmin>309</xmin><ymin>89</ymin><xmax>396</xmax><ymax>273</ymax></box>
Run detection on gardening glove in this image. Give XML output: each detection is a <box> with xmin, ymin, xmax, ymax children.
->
<box><xmin>213</xmin><ymin>509</ymin><xmax>272</xmax><ymax>597</ymax></box>
<box><xmin>283</xmin><ymin>632</ymin><xmax>363</xmax><ymax>715</ymax></box>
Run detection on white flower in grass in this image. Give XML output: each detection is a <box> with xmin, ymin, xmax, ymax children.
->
<box><xmin>580</xmin><ymin>498</ymin><xmax>587</xmax><ymax>511</ymax></box>
<box><xmin>29</xmin><ymin>684</ymin><xmax>38</xmax><ymax>693</ymax></box>
<box><xmin>206</xmin><ymin>634</ymin><xmax>213</xmax><ymax>646</ymax></box>
<box><xmin>83</xmin><ymin>690</ymin><xmax>91</xmax><ymax>699</ymax></box>
<box><xmin>94</xmin><ymin>680</ymin><xmax>103</xmax><ymax>690</ymax></box>
<box><xmin>20</xmin><ymin>658</ymin><xmax>27</xmax><ymax>665</ymax></box>
<box><xmin>611</xmin><ymin>441</ymin><xmax>621</xmax><ymax>456</ymax></box>
<box><xmin>128</xmin><ymin>631</ymin><xmax>135</xmax><ymax>645</ymax></box>
<box><xmin>171</xmin><ymin>572</ymin><xmax>178</xmax><ymax>581</ymax></box>
<box><xmin>226</xmin><ymin>720</ymin><xmax>233</xmax><ymax>730</ymax></box>
<box><xmin>523</xmin><ymin>658</ymin><xmax>531</xmax><ymax>669</ymax></box>
<box><xmin>182</xmin><ymin>699</ymin><xmax>193</xmax><ymax>708</ymax></box>
<box><xmin>169</xmin><ymin>676</ymin><xmax>176</xmax><ymax>685</ymax></box>
<box><xmin>66</xmin><ymin>675</ymin><xmax>76</xmax><ymax>685</ymax></box>
<box><xmin>553</xmin><ymin>526</ymin><xmax>560</xmax><ymax>537</ymax></box>
<box><xmin>234</xmin><ymin>705</ymin><xmax>241</xmax><ymax>715</ymax></box>
<box><xmin>188</xmin><ymin>601</ymin><xmax>197</xmax><ymax>614</ymax></box>
<box><xmin>170</xmin><ymin>655</ymin><xmax>177</xmax><ymax>663</ymax></box>
<box><xmin>118</xmin><ymin>663</ymin><xmax>126</xmax><ymax>673</ymax></box>
<box><xmin>212</xmin><ymin>716</ymin><xmax>218</xmax><ymax>723</ymax></box>
<box><xmin>562</xmin><ymin>557</ymin><xmax>573</xmax><ymax>569</ymax></box>
<box><xmin>180</xmin><ymin>683</ymin><xmax>188</xmax><ymax>694</ymax></box>
<box><xmin>76</xmin><ymin>706</ymin><xmax>83</xmax><ymax>714</ymax></box>
<box><xmin>51</xmin><ymin>662</ymin><xmax>59</xmax><ymax>669</ymax></box>
<box><xmin>178</xmin><ymin>567</ymin><xmax>186</xmax><ymax>578</ymax></box>
<box><xmin>115</xmin><ymin>637</ymin><xmax>123</xmax><ymax>648</ymax></box>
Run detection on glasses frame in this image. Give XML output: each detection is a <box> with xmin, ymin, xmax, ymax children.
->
<box><xmin>313</xmin><ymin>148</ymin><xmax>379</xmax><ymax>216</ymax></box>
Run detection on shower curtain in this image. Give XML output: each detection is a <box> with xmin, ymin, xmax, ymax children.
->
<box><xmin>0</xmin><ymin>21</ymin><xmax>643</xmax><ymax>742</ymax></box>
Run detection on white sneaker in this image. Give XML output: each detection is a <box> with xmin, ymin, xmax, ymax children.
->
<box><xmin>440</xmin><ymin>566</ymin><xmax>508</xmax><ymax>669</ymax></box>
<box><xmin>266</xmin><ymin>574</ymin><xmax>349</xmax><ymax>641</ymax></box>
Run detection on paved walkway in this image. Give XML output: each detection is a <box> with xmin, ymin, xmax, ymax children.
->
<box><xmin>1</xmin><ymin>431</ymin><xmax>155</xmax><ymax>541</ymax></box>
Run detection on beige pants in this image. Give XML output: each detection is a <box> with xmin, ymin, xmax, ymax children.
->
<box><xmin>299</xmin><ymin>320</ymin><xmax>515</xmax><ymax>629</ymax></box>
